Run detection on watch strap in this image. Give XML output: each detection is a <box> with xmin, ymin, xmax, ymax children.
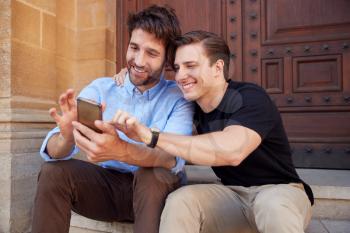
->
<box><xmin>147</xmin><ymin>128</ymin><xmax>160</xmax><ymax>148</ymax></box>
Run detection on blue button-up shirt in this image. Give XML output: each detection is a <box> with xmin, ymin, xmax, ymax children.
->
<box><xmin>40</xmin><ymin>74</ymin><xmax>194</xmax><ymax>174</ymax></box>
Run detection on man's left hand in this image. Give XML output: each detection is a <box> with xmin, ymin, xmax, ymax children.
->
<box><xmin>72</xmin><ymin>120</ymin><xmax>127</xmax><ymax>163</ymax></box>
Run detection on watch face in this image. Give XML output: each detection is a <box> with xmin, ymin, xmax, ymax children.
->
<box><xmin>151</xmin><ymin>127</ymin><xmax>160</xmax><ymax>133</ymax></box>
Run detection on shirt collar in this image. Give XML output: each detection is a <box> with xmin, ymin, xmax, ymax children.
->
<box><xmin>124</xmin><ymin>72</ymin><xmax>166</xmax><ymax>101</ymax></box>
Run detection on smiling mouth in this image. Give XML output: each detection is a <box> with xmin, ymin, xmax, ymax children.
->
<box><xmin>178</xmin><ymin>79</ymin><xmax>197</xmax><ymax>91</ymax></box>
<box><xmin>182</xmin><ymin>83</ymin><xmax>195</xmax><ymax>90</ymax></box>
<box><xmin>131</xmin><ymin>65</ymin><xmax>147</xmax><ymax>74</ymax></box>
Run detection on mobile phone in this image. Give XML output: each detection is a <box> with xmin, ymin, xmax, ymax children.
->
<box><xmin>77</xmin><ymin>97</ymin><xmax>102</xmax><ymax>133</ymax></box>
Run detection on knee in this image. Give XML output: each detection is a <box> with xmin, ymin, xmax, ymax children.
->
<box><xmin>39</xmin><ymin>162</ymin><xmax>63</xmax><ymax>181</ymax></box>
<box><xmin>254</xmin><ymin>199</ymin><xmax>295</xmax><ymax>231</ymax></box>
<box><xmin>37</xmin><ymin>160</ymin><xmax>75</xmax><ymax>192</ymax></box>
<box><xmin>134</xmin><ymin>168</ymin><xmax>179</xmax><ymax>196</ymax></box>
<box><xmin>255</xmin><ymin>200</ymin><xmax>285</xmax><ymax>217</ymax></box>
<box><xmin>164</xmin><ymin>186</ymin><xmax>201</xmax><ymax>213</ymax></box>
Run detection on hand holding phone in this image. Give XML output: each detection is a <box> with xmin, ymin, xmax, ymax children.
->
<box><xmin>77</xmin><ymin>97</ymin><xmax>102</xmax><ymax>133</ymax></box>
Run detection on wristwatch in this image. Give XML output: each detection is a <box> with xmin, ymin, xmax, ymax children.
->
<box><xmin>147</xmin><ymin>127</ymin><xmax>160</xmax><ymax>148</ymax></box>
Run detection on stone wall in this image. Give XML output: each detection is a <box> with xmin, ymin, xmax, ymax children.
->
<box><xmin>0</xmin><ymin>0</ymin><xmax>116</xmax><ymax>232</ymax></box>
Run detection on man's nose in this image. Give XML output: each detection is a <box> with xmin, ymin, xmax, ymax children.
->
<box><xmin>134</xmin><ymin>52</ymin><xmax>146</xmax><ymax>67</ymax></box>
<box><xmin>175</xmin><ymin>67</ymin><xmax>186</xmax><ymax>81</ymax></box>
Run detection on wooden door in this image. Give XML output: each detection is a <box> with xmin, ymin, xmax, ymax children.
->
<box><xmin>241</xmin><ymin>0</ymin><xmax>350</xmax><ymax>169</ymax></box>
<box><xmin>117</xmin><ymin>0</ymin><xmax>350</xmax><ymax>169</ymax></box>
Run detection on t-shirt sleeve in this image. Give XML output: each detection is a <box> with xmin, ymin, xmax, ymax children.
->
<box><xmin>225</xmin><ymin>88</ymin><xmax>276</xmax><ymax>139</ymax></box>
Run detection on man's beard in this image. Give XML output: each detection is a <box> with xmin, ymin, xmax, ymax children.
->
<box><xmin>127</xmin><ymin>64</ymin><xmax>164</xmax><ymax>88</ymax></box>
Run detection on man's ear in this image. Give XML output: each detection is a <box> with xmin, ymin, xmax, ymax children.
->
<box><xmin>214</xmin><ymin>59</ymin><xmax>225</xmax><ymax>77</ymax></box>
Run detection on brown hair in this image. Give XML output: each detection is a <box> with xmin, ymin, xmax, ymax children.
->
<box><xmin>127</xmin><ymin>5</ymin><xmax>181</xmax><ymax>67</ymax></box>
<box><xmin>174</xmin><ymin>30</ymin><xmax>231</xmax><ymax>79</ymax></box>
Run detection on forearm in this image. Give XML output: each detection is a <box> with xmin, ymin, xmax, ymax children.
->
<box><xmin>46</xmin><ymin>133</ymin><xmax>75</xmax><ymax>159</ymax></box>
<box><xmin>156</xmin><ymin>131</ymin><xmax>245</xmax><ymax>166</ymax></box>
<box><xmin>120</xmin><ymin>143</ymin><xmax>176</xmax><ymax>170</ymax></box>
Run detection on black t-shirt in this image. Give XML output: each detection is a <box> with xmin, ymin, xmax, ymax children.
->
<box><xmin>194</xmin><ymin>80</ymin><xmax>314</xmax><ymax>205</ymax></box>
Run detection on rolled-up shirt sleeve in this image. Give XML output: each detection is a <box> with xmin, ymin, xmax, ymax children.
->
<box><xmin>163</xmin><ymin>98</ymin><xmax>194</xmax><ymax>174</ymax></box>
<box><xmin>39</xmin><ymin>80</ymin><xmax>101</xmax><ymax>162</ymax></box>
<box><xmin>39</xmin><ymin>126</ymin><xmax>80</xmax><ymax>161</ymax></box>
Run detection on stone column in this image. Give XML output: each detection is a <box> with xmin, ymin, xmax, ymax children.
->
<box><xmin>0</xmin><ymin>0</ymin><xmax>57</xmax><ymax>232</ymax></box>
<box><xmin>0</xmin><ymin>0</ymin><xmax>116</xmax><ymax>232</ymax></box>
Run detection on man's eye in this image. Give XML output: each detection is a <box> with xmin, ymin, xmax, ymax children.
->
<box><xmin>147</xmin><ymin>52</ymin><xmax>158</xmax><ymax>57</ymax></box>
<box><xmin>130</xmin><ymin>45</ymin><xmax>138</xmax><ymax>50</ymax></box>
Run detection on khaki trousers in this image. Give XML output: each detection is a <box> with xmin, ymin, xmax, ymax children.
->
<box><xmin>160</xmin><ymin>183</ymin><xmax>312</xmax><ymax>233</ymax></box>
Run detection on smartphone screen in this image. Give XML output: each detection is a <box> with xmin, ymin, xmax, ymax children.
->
<box><xmin>77</xmin><ymin>97</ymin><xmax>102</xmax><ymax>133</ymax></box>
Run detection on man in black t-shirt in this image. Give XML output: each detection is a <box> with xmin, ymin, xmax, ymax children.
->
<box><xmin>113</xmin><ymin>31</ymin><xmax>313</xmax><ymax>233</ymax></box>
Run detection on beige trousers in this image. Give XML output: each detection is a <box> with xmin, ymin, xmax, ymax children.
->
<box><xmin>160</xmin><ymin>183</ymin><xmax>312</xmax><ymax>233</ymax></box>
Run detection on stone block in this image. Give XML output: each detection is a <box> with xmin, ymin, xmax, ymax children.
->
<box><xmin>0</xmin><ymin>0</ymin><xmax>11</xmax><ymax>41</ymax></box>
<box><xmin>0</xmin><ymin>179</ymin><xmax>11</xmax><ymax>233</ymax></box>
<box><xmin>321</xmin><ymin>219</ymin><xmax>350</xmax><ymax>233</ymax></box>
<box><xmin>0</xmin><ymin>139</ymin><xmax>11</xmax><ymax>154</ymax></box>
<box><xmin>0</xmin><ymin>39</ymin><xmax>11</xmax><ymax>98</ymax></box>
<box><xmin>42</xmin><ymin>13</ymin><xmax>56</xmax><ymax>51</ymax></box>
<box><xmin>305</xmin><ymin>219</ymin><xmax>328</xmax><ymax>233</ymax></box>
<box><xmin>0</xmin><ymin>0</ymin><xmax>11</xmax><ymax>99</ymax></box>
<box><xmin>23</xmin><ymin>0</ymin><xmax>56</xmax><ymax>14</ymax></box>
<box><xmin>10</xmin><ymin>136</ymin><xmax>43</xmax><ymax>153</ymax></box>
<box><xmin>12</xmin><ymin>0</ymin><xmax>40</xmax><ymax>46</ymax></box>
<box><xmin>106</xmin><ymin>29</ymin><xmax>116</xmax><ymax>61</ymax></box>
<box><xmin>0</xmin><ymin>156</ymin><xmax>11</xmax><ymax>232</ymax></box>
<box><xmin>0</xmin><ymin>154</ymin><xmax>11</xmax><ymax>180</ymax></box>
<box><xmin>70</xmin><ymin>213</ymin><xmax>133</xmax><ymax>233</ymax></box>
<box><xmin>10</xmin><ymin>175</ymin><xmax>37</xmax><ymax>233</ymax></box>
<box><xmin>106</xmin><ymin>60</ymin><xmax>116</xmax><ymax>77</ymax></box>
<box><xmin>69</xmin><ymin>227</ymin><xmax>111</xmax><ymax>233</ymax></box>
<box><xmin>11</xmin><ymin>153</ymin><xmax>43</xmax><ymax>179</ymax></box>
<box><xmin>11</xmin><ymin>40</ymin><xmax>56</xmax><ymax>100</ymax></box>
<box><xmin>56</xmin><ymin>0</ymin><xmax>76</xmax><ymax>29</ymax></box>
<box><xmin>57</xmin><ymin>26</ymin><xmax>106</xmax><ymax>60</ymax></box>
<box><xmin>56</xmin><ymin>56</ymin><xmax>76</xmax><ymax>95</ymax></box>
<box><xmin>106</xmin><ymin>0</ymin><xmax>116</xmax><ymax>30</ymax></box>
<box><xmin>10</xmin><ymin>96</ymin><xmax>56</xmax><ymax>113</ymax></box>
<box><xmin>56</xmin><ymin>25</ymin><xmax>76</xmax><ymax>59</ymax></box>
<box><xmin>77</xmin><ymin>0</ymin><xmax>106</xmax><ymax>29</ymax></box>
<box><xmin>312</xmin><ymin>199</ymin><xmax>350</xmax><ymax>220</ymax></box>
<box><xmin>75</xmin><ymin>59</ymin><xmax>106</xmax><ymax>90</ymax></box>
<box><xmin>76</xmin><ymin>28</ymin><xmax>106</xmax><ymax>60</ymax></box>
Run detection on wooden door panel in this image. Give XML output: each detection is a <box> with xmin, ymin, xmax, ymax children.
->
<box><xmin>137</xmin><ymin>0</ymin><xmax>224</xmax><ymax>35</ymax></box>
<box><xmin>292</xmin><ymin>55</ymin><xmax>342</xmax><ymax>93</ymax></box>
<box><xmin>261</xmin><ymin>0</ymin><xmax>350</xmax><ymax>45</ymax></box>
<box><xmin>282</xmin><ymin>112</ymin><xmax>350</xmax><ymax>141</ymax></box>
<box><xmin>262</xmin><ymin>58</ymin><xmax>284</xmax><ymax>93</ymax></box>
<box><xmin>291</xmin><ymin>143</ymin><xmax>350</xmax><ymax>169</ymax></box>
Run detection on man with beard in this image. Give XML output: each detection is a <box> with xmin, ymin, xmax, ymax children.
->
<box><xmin>113</xmin><ymin>31</ymin><xmax>314</xmax><ymax>233</ymax></box>
<box><xmin>31</xmin><ymin>5</ymin><xmax>193</xmax><ymax>233</ymax></box>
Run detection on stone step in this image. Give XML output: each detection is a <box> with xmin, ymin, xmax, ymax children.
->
<box><xmin>69</xmin><ymin>166</ymin><xmax>350</xmax><ymax>233</ymax></box>
<box><xmin>70</xmin><ymin>215</ymin><xmax>350</xmax><ymax>233</ymax></box>
<box><xmin>186</xmin><ymin>166</ymin><xmax>350</xmax><ymax>220</ymax></box>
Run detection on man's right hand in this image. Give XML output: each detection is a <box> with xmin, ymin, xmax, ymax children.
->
<box><xmin>49</xmin><ymin>89</ymin><xmax>77</xmax><ymax>143</ymax></box>
<box><xmin>113</xmin><ymin>68</ymin><xmax>128</xmax><ymax>86</ymax></box>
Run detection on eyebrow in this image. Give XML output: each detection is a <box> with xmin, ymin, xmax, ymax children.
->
<box><xmin>146</xmin><ymin>48</ymin><xmax>161</xmax><ymax>55</ymax></box>
<box><xmin>129</xmin><ymin>42</ymin><xmax>161</xmax><ymax>55</ymax></box>
<box><xmin>181</xmin><ymin>61</ymin><xmax>197</xmax><ymax>65</ymax></box>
